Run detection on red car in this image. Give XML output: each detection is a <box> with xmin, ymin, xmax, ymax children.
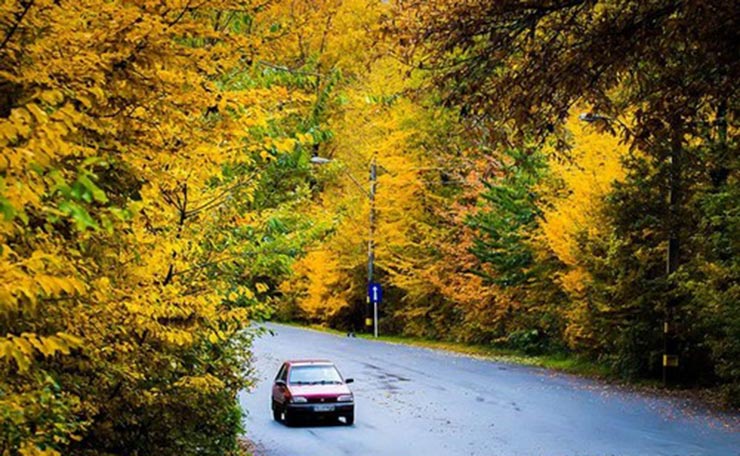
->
<box><xmin>271</xmin><ymin>360</ymin><xmax>355</xmax><ymax>425</ymax></box>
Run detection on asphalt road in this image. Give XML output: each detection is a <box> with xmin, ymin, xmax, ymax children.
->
<box><xmin>238</xmin><ymin>323</ymin><xmax>739</xmax><ymax>456</ymax></box>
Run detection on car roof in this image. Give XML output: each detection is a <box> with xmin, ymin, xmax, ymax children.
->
<box><xmin>285</xmin><ymin>359</ymin><xmax>334</xmax><ymax>367</ymax></box>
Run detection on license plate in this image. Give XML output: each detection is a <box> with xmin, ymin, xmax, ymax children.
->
<box><xmin>314</xmin><ymin>404</ymin><xmax>335</xmax><ymax>412</ymax></box>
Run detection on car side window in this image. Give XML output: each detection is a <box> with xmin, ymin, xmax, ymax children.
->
<box><xmin>276</xmin><ymin>364</ymin><xmax>288</xmax><ymax>382</ymax></box>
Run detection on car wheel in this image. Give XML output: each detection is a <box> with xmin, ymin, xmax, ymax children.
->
<box><xmin>271</xmin><ymin>400</ymin><xmax>282</xmax><ymax>422</ymax></box>
<box><xmin>282</xmin><ymin>408</ymin><xmax>293</xmax><ymax>426</ymax></box>
<box><xmin>343</xmin><ymin>412</ymin><xmax>354</xmax><ymax>426</ymax></box>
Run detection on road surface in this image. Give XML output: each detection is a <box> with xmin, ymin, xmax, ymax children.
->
<box><xmin>238</xmin><ymin>323</ymin><xmax>739</xmax><ymax>456</ymax></box>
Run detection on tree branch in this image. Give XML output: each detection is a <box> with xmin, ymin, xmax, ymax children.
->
<box><xmin>0</xmin><ymin>0</ymin><xmax>35</xmax><ymax>52</ymax></box>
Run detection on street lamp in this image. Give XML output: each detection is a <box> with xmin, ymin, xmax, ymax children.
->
<box><xmin>579</xmin><ymin>112</ymin><xmax>680</xmax><ymax>386</ymax></box>
<box><xmin>310</xmin><ymin>154</ymin><xmax>379</xmax><ymax>338</ymax></box>
<box><xmin>309</xmin><ymin>156</ymin><xmax>332</xmax><ymax>165</ymax></box>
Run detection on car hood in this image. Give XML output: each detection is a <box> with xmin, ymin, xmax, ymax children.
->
<box><xmin>288</xmin><ymin>384</ymin><xmax>351</xmax><ymax>397</ymax></box>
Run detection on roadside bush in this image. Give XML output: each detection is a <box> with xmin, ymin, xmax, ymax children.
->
<box><xmin>505</xmin><ymin>329</ymin><xmax>549</xmax><ymax>355</ymax></box>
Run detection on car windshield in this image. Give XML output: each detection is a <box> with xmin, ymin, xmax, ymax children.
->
<box><xmin>288</xmin><ymin>365</ymin><xmax>343</xmax><ymax>385</ymax></box>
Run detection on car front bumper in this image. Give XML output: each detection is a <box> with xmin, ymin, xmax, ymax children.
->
<box><xmin>285</xmin><ymin>402</ymin><xmax>354</xmax><ymax>416</ymax></box>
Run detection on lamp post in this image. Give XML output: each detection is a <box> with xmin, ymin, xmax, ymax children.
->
<box><xmin>579</xmin><ymin>112</ymin><xmax>680</xmax><ymax>386</ymax></box>
<box><xmin>310</xmin><ymin>154</ymin><xmax>379</xmax><ymax>338</ymax></box>
<box><xmin>368</xmin><ymin>156</ymin><xmax>378</xmax><ymax>338</ymax></box>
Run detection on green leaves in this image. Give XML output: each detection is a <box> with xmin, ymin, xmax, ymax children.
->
<box><xmin>468</xmin><ymin>149</ymin><xmax>548</xmax><ymax>287</ymax></box>
<box><xmin>74</xmin><ymin>174</ymin><xmax>108</xmax><ymax>204</ymax></box>
<box><xmin>45</xmin><ymin>166</ymin><xmax>112</xmax><ymax>231</ymax></box>
<box><xmin>57</xmin><ymin>201</ymin><xmax>98</xmax><ymax>231</ymax></box>
<box><xmin>0</xmin><ymin>193</ymin><xmax>16</xmax><ymax>221</ymax></box>
<box><xmin>52</xmin><ymin>168</ymin><xmax>109</xmax><ymax>205</ymax></box>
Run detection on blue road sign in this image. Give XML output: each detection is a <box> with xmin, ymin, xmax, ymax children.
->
<box><xmin>368</xmin><ymin>282</ymin><xmax>382</xmax><ymax>304</ymax></box>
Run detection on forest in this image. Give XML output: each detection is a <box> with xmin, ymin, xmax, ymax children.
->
<box><xmin>1</xmin><ymin>0</ymin><xmax>737</xmax><ymax>454</ymax></box>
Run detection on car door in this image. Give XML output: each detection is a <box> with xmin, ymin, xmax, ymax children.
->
<box><xmin>272</xmin><ymin>363</ymin><xmax>289</xmax><ymax>404</ymax></box>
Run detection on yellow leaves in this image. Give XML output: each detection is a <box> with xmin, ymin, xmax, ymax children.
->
<box><xmin>163</xmin><ymin>329</ymin><xmax>194</xmax><ymax>347</ymax></box>
<box><xmin>274</xmin><ymin>138</ymin><xmax>296</xmax><ymax>153</ymax></box>
<box><xmin>218</xmin><ymin>307</ymin><xmax>250</xmax><ymax>327</ymax></box>
<box><xmin>537</xmin><ymin>109</ymin><xmax>634</xmax><ymax>348</ymax></box>
<box><xmin>260</xmin><ymin>149</ymin><xmax>274</xmax><ymax>161</ymax></box>
<box><xmin>0</xmin><ymin>246</ymin><xmax>85</xmax><ymax>313</ymax></box>
<box><xmin>0</xmin><ymin>120</ymin><xmax>19</xmax><ymax>144</ymax></box>
<box><xmin>0</xmin><ymin>176</ymin><xmax>42</xmax><ymax>216</ymax></box>
<box><xmin>36</xmin><ymin>274</ymin><xmax>86</xmax><ymax>297</ymax></box>
<box><xmin>0</xmin><ymin>101</ymin><xmax>85</xmax><ymax>202</ymax></box>
<box><xmin>76</xmin><ymin>95</ymin><xmax>93</xmax><ymax>110</ymax></box>
<box><xmin>38</xmin><ymin>89</ymin><xmax>64</xmax><ymax>106</ymax></box>
<box><xmin>94</xmin><ymin>276</ymin><xmax>111</xmax><ymax>291</ymax></box>
<box><xmin>296</xmin><ymin>132</ymin><xmax>315</xmax><ymax>144</ymax></box>
<box><xmin>288</xmin><ymin>247</ymin><xmax>350</xmax><ymax>318</ymax></box>
<box><xmin>3</xmin><ymin>107</ymin><xmax>33</xmax><ymax>144</ymax></box>
<box><xmin>559</xmin><ymin>268</ymin><xmax>589</xmax><ymax>296</ymax></box>
<box><xmin>18</xmin><ymin>443</ymin><xmax>61</xmax><ymax>456</ymax></box>
<box><xmin>260</xmin><ymin>0</ymin><xmax>387</xmax><ymax>77</ymax></box>
<box><xmin>0</xmin><ymin>0</ymin><xmax>278</xmax><ymax>451</ymax></box>
<box><xmin>25</xmin><ymin>103</ymin><xmax>47</xmax><ymax>124</ymax></box>
<box><xmin>54</xmin><ymin>332</ymin><xmax>83</xmax><ymax>348</ymax></box>
<box><xmin>279</xmin><ymin>49</ymin><xmax>446</xmax><ymax>320</ymax></box>
<box><xmin>0</xmin><ymin>332</ymin><xmax>83</xmax><ymax>372</ymax></box>
<box><xmin>261</xmin><ymin>137</ymin><xmax>297</xmax><ymax>159</ymax></box>
<box><xmin>226</xmin><ymin>285</ymin><xmax>255</xmax><ymax>301</ymax></box>
<box><xmin>539</xmin><ymin>108</ymin><xmax>629</xmax><ymax>274</ymax></box>
<box><xmin>174</xmin><ymin>374</ymin><xmax>225</xmax><ymax>393</ymax></box>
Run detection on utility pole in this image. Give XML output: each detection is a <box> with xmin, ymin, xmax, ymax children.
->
<box><xmin>367</xmin><ymin>155</ymin><xmax>378</xmax><ymax>337</ymax></box>
<box><xmin>310</xmin><ymin>153</ymin><xmax>380</xmax><ymax>338</ymax></box>
<box><xmin>578</xmin><ymin>112</ymin><xmax>683</xmax><ymax>386</ymax></box>
<box><xmin>663</xmin><ymin>119</ymin><xmax>682</xmax><ymax>385</ymax></box>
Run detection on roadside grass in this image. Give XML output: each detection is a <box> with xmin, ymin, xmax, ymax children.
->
<box><xmin>279</xmin><ymin>322</ymin><xmax>613</xmax><ymax>379</ymax></box>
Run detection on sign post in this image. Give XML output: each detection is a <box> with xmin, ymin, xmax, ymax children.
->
<box><xmin>368</xmin><ymin>282</ymin><xmax>382</xmax><ymax>338</ymax></box>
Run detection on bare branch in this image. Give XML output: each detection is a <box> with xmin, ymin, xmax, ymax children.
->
<box><xmin>0</xmin><ymin>0</ymin><xmax>35</xmax><ymax>52</ymax></box>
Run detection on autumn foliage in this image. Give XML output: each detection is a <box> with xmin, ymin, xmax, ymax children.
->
<box><xmin>271</xmin><ymin>0</ymin><xmax>739</xmax><ymax>405</ymax></box>
<box><xmin>1</xmin><ymin>0</ymin><xmax>738</xmax><ymax>453</ymax></box>
<box><xmin>0</xmin><ymin>0</ymin><xmax>312</xmax><ymax>453</ymax></box>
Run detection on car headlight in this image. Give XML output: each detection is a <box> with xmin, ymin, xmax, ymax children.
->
<box><xmin>291</xmin><ymin>396</ymin><xmax>307</xmax><ymax>403</ymax></box>
<box><xmin>337</xmin><ymin>395</ymin><xmax>354</xmax><ymax>402</ymax></box>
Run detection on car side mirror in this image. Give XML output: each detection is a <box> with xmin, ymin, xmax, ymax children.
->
<box><xmin>275</xmin><ymin>379</ymin><xmax>286</xmax><ymax>386</ymax></box>
<box><xmin>345</xmin><ymin>378</ymin><xmax>354</xmax><ymax>384</ymax></box>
